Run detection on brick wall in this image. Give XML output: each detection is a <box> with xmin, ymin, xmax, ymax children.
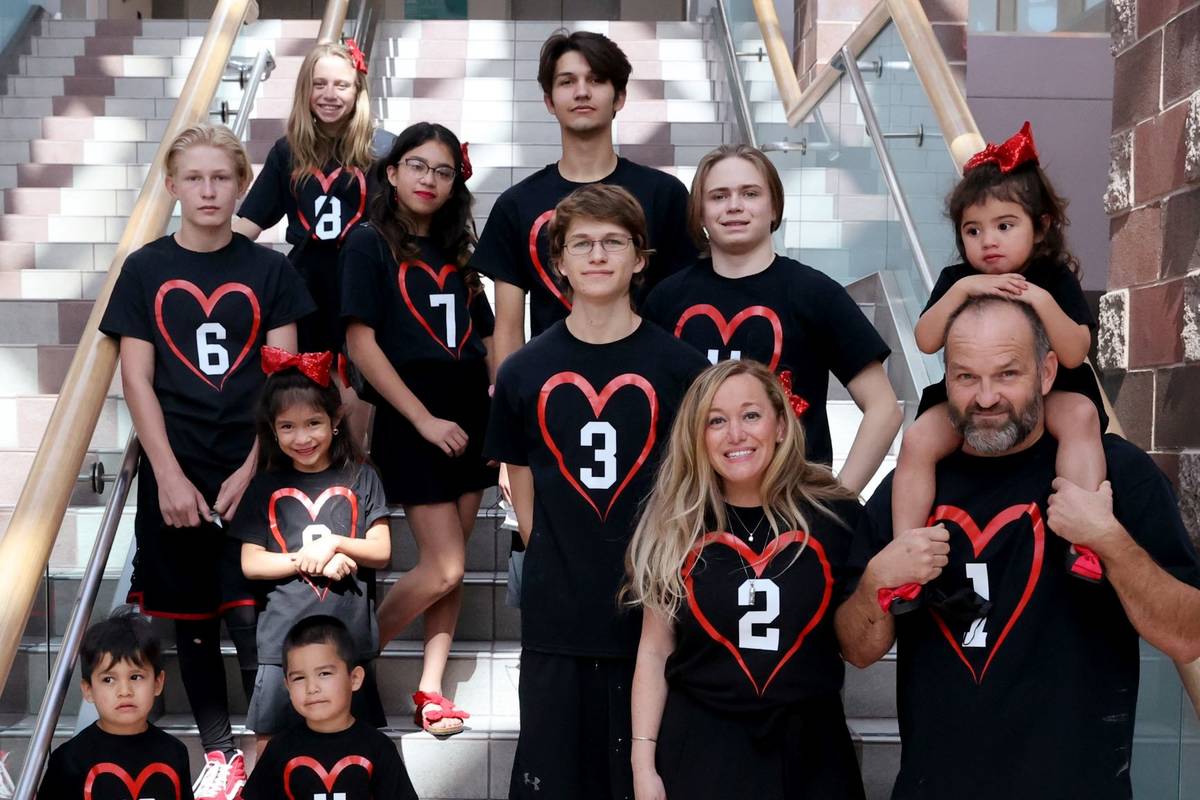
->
<box><xmin>1099</xmin><ymin>0</ymin><xmax>1200</xmax><ymax>546</ymax></box>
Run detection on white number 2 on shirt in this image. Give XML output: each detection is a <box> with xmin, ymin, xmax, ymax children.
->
<box><xmin>706</xmin><ymin>348</ymin><xmax>742</xmax><ymax>365</ymax></box>
<box><xmin>429</xmin><ymin>293</ymin><xmax>457</xmax><ymax>346</ymax></box>
<box><xmin>963</xmin><ymin>562</ymin><xmax>990</xmax><ymax>648</ymax></box>
<box><xmin>195</xmin><ymin>322</ymin><xmax>229</xmax><ymax>375</ymax></box>
<box><xmin>579</xmin><ymin>421</ymin><xmax>617</xmax><ymax>490</ymax></box>
<box><xmin>737</xmin><ymin>578</ymin><xmax>780</xmax><ymax>651</ymax></box>
<box><xmin>314</xmin><ymin>195</ymin><xmax>343</xmax><ymax>240</ymax></box>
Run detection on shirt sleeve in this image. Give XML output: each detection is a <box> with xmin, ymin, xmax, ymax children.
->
<box><xmin>920</xmin><ymin>265</ymin><xmax>964</xmax><ymax>316</ymax></box>
<box><xmin>652</xmin><ymin>173</ymin><xmax>698</xmax><ymax>277</ymax></box>
<box><xmin>469</xmin><ymin>287</ymin><xmax>497</xmax><ymax>339</ymax></box>
<box><xmin>229</xmin><ymin>476</ymin><xmax>269</xmax><ymax>547</ymax></box>
<box><xmin>483</xmin><ymin>359</ymin><xmax>529</xmax><ymax>466</ymax></box>
<box><xmin>98</xmin><ymin>253</ymin><xmax>153</xmax><ymax>341</ymax></box>
<box><xmin>174</xmin><ymin>738</ymin><xmax>196</xmax><ymax>800</ymax></box>
<box><xmin>357</xmin><ymin>464</ymin><xmax>391</xmax><ymax>527</ymax></box>
<box><xmin>639</xmin><ymin>281</ymin><xmax>668</xmax><ymax>329</ymax></box>
<box><xmin>1045</xmin><ymin>267</ymin><xmax>1095</xmax><ymax>328</ymax></box>
<box><xmin>35</xmin><ymin>748</ymin><xmax>72</xmax><ymax>799</ymax></box>
<box><xmin>469</xmin><ymin>193</ymin><xmax>529</xmax><ymax>289</ymax></box>
<box><xmin>809</xmin><ymin>272</ymin><xmax>891</xmax><ymax>386</ymax></box>
<box><xmin>840</xmin><ymin>476</ymin><xmax>894</xmax><ymax>600</ymax></box>
<box><xmin>373</xmin><ymin>735</ymin><xmax>419</xmax><ymax>800</ymax></box>
<box><xmin>238</xmin><ymin>139</ymin><xmax>289</xmax><ymax>230</ymax></box>
<box><xmin>240</xmin><ymin>741</ymin><xmax>281</xmax><ymax>800</ymax></box>
<box><xmin>339</xmin><ymin>226</ymin><xmax>389</xmax><ymax>328</ymax></box>
<box><xmin>262</xmin><ymin>248</ymin><xmax>317</xmax><ymax>330</ymax></box>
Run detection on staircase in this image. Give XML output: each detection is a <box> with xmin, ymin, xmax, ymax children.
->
<box><xmin>0</xmin><ymin>14</ymin><xmax>904</xmax><ymax>799</ymax></box>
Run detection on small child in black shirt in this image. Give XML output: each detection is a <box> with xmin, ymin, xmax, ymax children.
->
<box><xmin>243</xmin><ymin>616</ymin><xmax>417</xmax><ymax>799</ymax></box>
<box><xmin>38</xmin><ymin>608</ymin><xmax>193</xmax><ymax>800</ymax></box>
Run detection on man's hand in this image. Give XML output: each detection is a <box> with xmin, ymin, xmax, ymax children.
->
<box><xmin>867</xmin><ymin>525</ymin><xmax>951</xmax><ymax>590</ymax></box>
<box><xmin>296</xmin><ymin>535</ymin><xmax>341</xmax><ymax>575</ymax></box>
<box><xmin>214</xmin><ymin>461</ymin><xmax>255</xmax><ymax>521</ymax></box>
<box><xmin>156</xmin><ymin>469</ymin><xmax>209</xmax><ymax>528</ymax></box>
<box><xmin>1047</xmin><ymin>478</ymin><xmax>1126</xmax><ymax>554</ymax></box>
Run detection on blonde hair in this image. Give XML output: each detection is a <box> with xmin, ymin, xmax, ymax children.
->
<box><xmin>164</xmin><ymin>123</ymin><xmax>253</xmax><ymax>191</ymax></box>
<box><xmin>623</xmin><ymin>360</ymin><xmax>856</xmax><ymax>619</ymax></box>
<box><xmin>286</xmin><ymin>43</ymin><xmax>374</xmax><ymax>186</ymax></box>
<box><xmin>687</xmin><ymin>144</ymin><xmax>785</xmax><ymax>252</ymax></box>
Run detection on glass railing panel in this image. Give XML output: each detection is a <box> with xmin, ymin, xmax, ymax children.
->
<box><xmin>1131</xmin><ymin>641</ymin><xmax>1185</xmax><ymax>796</ymax></box>
<box><xmin>969</xmin><ymin>0</ymin><xmax>1109</xmax><ymax>33</ymax></box>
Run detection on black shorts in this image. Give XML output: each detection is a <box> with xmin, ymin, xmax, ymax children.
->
<box><xmin>246</xmin><ymin>660</ymin><xmax>386</xmax><ymax>734</ymax></box>
<box><xmin>292</xmin><ymin>243</ymin><xmax>342</xmax><ymax>354</ymax></box>
<box><xmin>369</xmin><ymin>358</ymin><xmax>498</xmax><ymax>505</ymax></box>
<box><xmin>656</xmin><ymin>688</ymin><xmax>864</xmax><ymax>800</ymax></box>
<box><xmin>128</xmin><ymin>457</ymin><xmax>256</xmax><ymax>619</ymax></box>
<box><xmin>509</xmin><ymin>650</ymin><xmax>634</xmax><ymax>800</ymax></box>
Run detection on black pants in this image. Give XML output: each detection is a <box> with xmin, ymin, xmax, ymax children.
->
<box><xmin>175</xmin><ymin>605</ymin><xmax>258</xmax><ymax>755</ymax></box>
<box><xmin>509</xmin><ymin>651</ymin><xmax>635</xmax><ymax>800</ymax></box>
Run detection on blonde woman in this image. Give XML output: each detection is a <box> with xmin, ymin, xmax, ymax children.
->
<box><xmin>625</xmin><ymin>360</ymin><xmax>865</xmax><ymax>800</ymax></box>
<box><xmin>235</xmin><ymin>40</ymin><xmax>384</xmax><ymax>355</ymax></box>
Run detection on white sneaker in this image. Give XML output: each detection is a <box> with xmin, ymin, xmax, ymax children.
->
<box><xmin>193</xmin><ymin>750</ymin><xmax>247</xmax><ymax>800</ymax></box>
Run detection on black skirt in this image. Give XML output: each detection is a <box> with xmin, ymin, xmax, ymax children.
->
<box><xmin>367</xmin><ymin>357</ymin><xmax>498</xmax><ymax>505</ymax></box>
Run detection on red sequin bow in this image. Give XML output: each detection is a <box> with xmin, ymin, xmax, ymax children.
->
<box><xmin>261</xmin><ymin>346</ymin><xmax>333</xmax><ymax>387</ymax></box>
<box><xmin>964</xmin><ymin>120</ymin><xmax>1039</xmax><ymax>174</ymax></box>
<box><xmin>778</xmin><ymin>370</ymin><xmax>810</xmax><ymax>418</ymax></box>
<box><xmin>460</xmin><ymin>142</ymin><xmax>473</xmax><ymax>181</ymax></box>
<box><xmin>344</xmin><ymin>38</ymin><xmax>368</xmax><ymax>75</ymax></box>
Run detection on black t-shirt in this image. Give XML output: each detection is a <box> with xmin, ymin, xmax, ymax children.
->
<box><xmin>666</xmin><ymin>499</ymin><xmax>860</xmax><ymax>715</ymax></box>
<box><xmin>339</xmin><ymin>224</ymin><xmax>494</xmax><ymax>370</ymax></box>
<box><xmin>99</xmin><ymin>234</ymin><xmax>315</xmax><ymax>476</ymax></box>
<box><xmin>231</xmin><ymin>463</ymin><xmax>389</xmax><ymax>666</ymax></box>
<box><xmin>845</xmin><ymin>433</ymin><xmax>1200</xmax><ymax>800</ymax></box>
<box><xmin>918</xmin><ymin>259</ymin><xmax>1105</xmax><ymax>422</ymax></box>
<box><xmin>38</xmin><ymin>723</ymin><xmax>194</xmax><ymax>800</ymax></box>
<box><xmin>642</xmin><ymin>256</ymin><xmax>891</xmax><ymax>465</ymax></box>
<box><xmin>485</xmin><ymin>320</ymin><xmax>707</xmax><ymax>657</ymax></box>
<box><xmin>243</xmin><ymin>719</ymin><xmax>417</xmax><ymax>800</ymax></box>
<box><xmin>469</xmin><ymin>158</ymin><xmax>695</xmax><ymax>337</ymax></box>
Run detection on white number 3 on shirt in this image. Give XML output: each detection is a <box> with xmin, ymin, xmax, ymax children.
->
<box><xmin>579</xmin><ymin>421</ymin><xmax>617</xmax><ymax>490</ymax></box>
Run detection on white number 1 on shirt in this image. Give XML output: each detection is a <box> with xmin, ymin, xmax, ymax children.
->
<box><xmin>429</xmin><ymin>293</ymin><xmax>457</xmax><ymax>346</ymax></box>
<box><xmin>963</xmin><ymin>562</ymin><xmax>990</xmax><ymax>648</ymax></box>
<box><xmin>314</xmin><ymin>794</ymin><xmax>347</xmax><ymax>800</ymax></box>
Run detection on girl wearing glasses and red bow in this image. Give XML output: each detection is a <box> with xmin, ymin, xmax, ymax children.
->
<box><xmin>881</xmin><ymin>121</ymin><xmax>1109</xmax><ymax>614</ymax></box>
<box><xmin>339</xmin><ymin>122</ymin><xmax>496</xmax><ymax>737</ymax></box>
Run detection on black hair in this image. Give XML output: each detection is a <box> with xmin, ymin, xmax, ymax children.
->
<box><xmin>369</xmin><ymin>122</ymin><xmax>481</xmax><ymax>297</ymax></box>
<box><xmin>282</xmin><ymin>615</ymin><xmax>357</xmax><ymax>671</ymax></box>
<box><xmin>255</xmin><ymin>369</ymin><xmax>365</xmax><ymax>472</ymax></box>
<box><xmin>80</xmin><ymin>606</ymin><xmax>162</xmax><ymax>682</ymax></box>
<box><xmin>947</xmin><ymin>161</ymin><xmax>1079</xmax><ymax>278</ymax></box>
<box><xmin>537</xmin><ymin>30</ymin><xmax>632</xmax><ymax>98</ymax></box>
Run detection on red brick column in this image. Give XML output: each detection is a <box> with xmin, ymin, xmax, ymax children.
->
<box><xmin>1099</xmin><ymin>1</ymin><xmax>1200</xmax><ymax>546</ymax></box>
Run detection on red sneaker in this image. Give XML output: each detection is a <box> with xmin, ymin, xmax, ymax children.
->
<box><xmin>193</xmin><ymin>750</ymin><xmax>247</xmax><ymax>800</ymax></box>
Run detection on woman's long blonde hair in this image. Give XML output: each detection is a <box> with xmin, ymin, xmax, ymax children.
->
<box><xmin>624</xmin><ymin>360</ymin><xmax>857</xmax><ymax>620</ymax></box>
<box><xmin>286</xmin><ymin>42</ymin><xmax>374</xmax><ymax>186</ymax></box>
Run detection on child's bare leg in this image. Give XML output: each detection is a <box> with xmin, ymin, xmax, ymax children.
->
<box><xmin>892</xmin><ymin>403</ymin><xmax>963</xmax><ymax>536</ymax></box>
<box><xmin>1044</xmin><ymin>391</ymin><xmax>1106</xmax><ymax>580</ymax></box>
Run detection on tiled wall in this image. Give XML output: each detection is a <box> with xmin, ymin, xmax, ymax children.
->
<box><xmin>1098</xmin><ymin>0</ymin><xmax>1200</xmax><ymax>546</ymax></box>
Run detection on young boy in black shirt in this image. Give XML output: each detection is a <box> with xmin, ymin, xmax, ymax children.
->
<box><xmin>38</xmin><ymin>608</ymin><xmax>193</xmax><ymax>800</ymax></box>
<box><xmin>243</xmin><ymin>616</ymin><xmax>416</xmax><ymax>800</ymax></box>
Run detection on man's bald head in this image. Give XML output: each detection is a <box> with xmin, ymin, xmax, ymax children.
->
<box><xmin>944</xmin><ymin>295</ymin><xmax>1051</xmax><ymax>369</ymax></box>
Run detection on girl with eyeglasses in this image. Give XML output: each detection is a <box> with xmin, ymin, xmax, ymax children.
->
<box><xmin>339</xmin><ymin>122</ymin><xmax>497</xmax><ymax>737</ymax></box>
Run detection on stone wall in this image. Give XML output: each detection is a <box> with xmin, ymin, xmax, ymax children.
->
<box><xmin>1100</xmin><ymin>0</ymin><xmax>1200</xmax><ymax>545</ymax></box>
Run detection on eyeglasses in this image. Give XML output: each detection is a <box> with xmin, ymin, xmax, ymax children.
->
<box><xmin>564</xmin><ymin>236</ymin><xmax>634</xmax><ymax>256</ymax></box>
<box><xmin>401</xmin><ymin>158</ymin><xmax>457</xmax><ymax>183</ymax></box>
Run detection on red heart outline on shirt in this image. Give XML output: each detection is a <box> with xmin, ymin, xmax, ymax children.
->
<box><xmin>528</xmin><ymin>209</ymin><xmax>572</xmax><ymax>311</ymax></box>
<box><xmin>674</xmin><ymin>304</ymin><xmax>783</xmax><ymax>371</ymax></box>
<box><xmin>268</xmin><ymin>486</ymin><xmax>359</xmax><ymax>601</ymax></box>
<box><xmin>684</xmin><ymin>531</ymin><xmax>831</xmax><ymax>696</ymax></box>
<box><xmin>296</xmin><ymin>166</ymin><xmax>367</xmax><ymax>243</ymax></box>
<box><xmin>84</xmin><ymin>762</ymin><xmax>181</xmax><ymax>800</ymax></box>
<box><xmin>928</xmin><ymin>502</ymin><xmax>1045</xmax><ymax>685</ymax></box>
<box><xmin>283</xmin><ymin>755</ymin><xmax>373</xmax><ymax>800</ymax></box>
<box><xmin>537</xmin><ymin>372</ymin><xmax>658</xmax><ymax>521</ymax></box>
<box><xmin>153</xmin><ymin>279</ymin><xmax>261</xmax><ymax>391</ymax></box>
<box><xmin>398</xmin><ymin>259</ymin><xmax>475</xmax><ymax>358</ymax></box>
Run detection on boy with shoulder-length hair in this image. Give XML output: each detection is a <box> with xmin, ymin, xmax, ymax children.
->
<box><xmin>38</xmin><ymin>607</ymin><xmax>194</xmax><ymax>800</ymax></box>
<box><xmin>486</xmin><ymin>185</ymin><xmax>708</xmax><ymax>799</ymax></box>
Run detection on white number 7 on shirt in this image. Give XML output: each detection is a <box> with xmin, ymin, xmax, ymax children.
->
<box><xmin>429</xmin><ymin>293</ymin><xmax>457</xmax><ymax>346</ymax></box>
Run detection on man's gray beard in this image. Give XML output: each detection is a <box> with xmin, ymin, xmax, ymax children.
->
<box><xmin>950</xmin><ymin>393</ymin><xmax>1042</xmax><ymax>455</ymax></box>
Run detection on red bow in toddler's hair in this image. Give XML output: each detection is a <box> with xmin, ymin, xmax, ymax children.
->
<box><xmin>460</xmin><ymin>142</ymin><xmax>473</xmax><ymax>181</ymax></box>
<box><xmin>261</xmin><ymin>346</ymin><xmax>334</xmax><ymax>387</ymax></box>
<box><xmin>964</xmin><ymin>120</ymin><xmax>1038</xmax><ymax>174</ymax></box>
<box><xmin>777</xmin><ymin>370</ymin><xmax>810</xmax><ymax>419</ymax></box>
<box><xmin>344</xmin><ymin>38</ymin><xmax>369</xmax><ymax>75</ymax></box>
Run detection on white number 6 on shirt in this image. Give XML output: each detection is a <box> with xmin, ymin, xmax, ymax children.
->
<box><xmin>195</xmin><ymin>322</ymin><xmax>229</xmax><ymax>375</ymax></box>
<box><xmin>579</xmin><ymin>421</ymin><xmax>617</xmax><ymax>490</ymax></box>
<box><xmin>314</xmin><ymin>195</ymin><xmax>343</xmax><ymax>240</ymax></box>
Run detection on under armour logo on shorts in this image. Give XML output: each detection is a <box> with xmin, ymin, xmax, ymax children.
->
<box><xmin>523</xmin><ymin>772</ymin><xmax>541</xmax><ymax>791</ymax></box>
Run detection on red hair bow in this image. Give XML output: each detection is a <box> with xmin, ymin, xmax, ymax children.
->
<box><xmin>344</xmin><ymin>38</ymin><xmax>368</xmax><ymax>75</ymax></box>
<box><xmin>460</xmin><ymin>142</ymin><xmax>473</xmax><ymax>181</ymax></box>
<box><xmin>964</xmin><ymin>120</ymin><xmax>1039</xmax><ymax>174</ymax></box>
<box><xmin>778</xmin><ymin>370</ymin><xmax>809</xmax><ymax>419</ymax></box>
<box><xmin>261</xmin><ymin>346</ymin><xmax>333</xmax><ymax>387</ymax></box>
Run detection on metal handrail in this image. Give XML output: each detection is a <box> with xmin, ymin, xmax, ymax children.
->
<box><xmin>711</xmin><ymin>0</ymin><xmax>756</xmax><ymax>147</ymax></box>
<box><xmin>231</xmin><ymin>48</ymin><xmax>275</xmax><ymax>140</ymax></box>
<box><xmin>12</xmin><ymin>436</ymin><xmax>141</xmax><ymax>800</ymax></box>
<box><xmin>351</xmin><ymin>0</ymin><xmax>383</xmax><ymax>57</ymax></box>
<box><xmin>836</xmin><ymin>45</ymin><xmax>935</xmax><ymax>292</ymax></box>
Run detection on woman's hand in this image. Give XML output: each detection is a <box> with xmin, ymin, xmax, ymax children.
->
<box><xmin>415</xmin><ymin>414</ymin><xmax>469</xmax><ymax>457</ymax></box>
<box><xmin>214</xmin><ymin>461</ymin><xmax>255</xmax><ymax>521</ymax></box>
<box><xmin>155</xmin><ymin>468</ymin><xmax>210</xmax><ymax>528</ymax></box>
<box><xmin>633</xmin><ymin>766</ymin><xmax>667</xmax><ymax>800</ymax></box>
<box><xmin>295</xmin><ymin>535</ymin><xmax>341</xmax><ymax>575</ymax></box>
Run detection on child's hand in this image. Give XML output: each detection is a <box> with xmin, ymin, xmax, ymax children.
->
<box><xmin>957</xmin><ymin>273</ymin><xmax>1028</xmax><ymax>299</ymax></box>
<box><xmin>156</xmin><ymin>469</ymin><xmax>210</xmax><ymax>528</ymax></box>
<box><xmin>321</xmin><ymin>552</ymin><xmax>358</xmax><ymax>581</ymax></box>
<box><xmin>415</xmin><ymin>414</ymin><xmax>469</xmax><ymax>457</ymax></box>
<box><xmin>295</xmin><ymin>535</ymin><xmax>341</xmax><ymax>575</ymax></box>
